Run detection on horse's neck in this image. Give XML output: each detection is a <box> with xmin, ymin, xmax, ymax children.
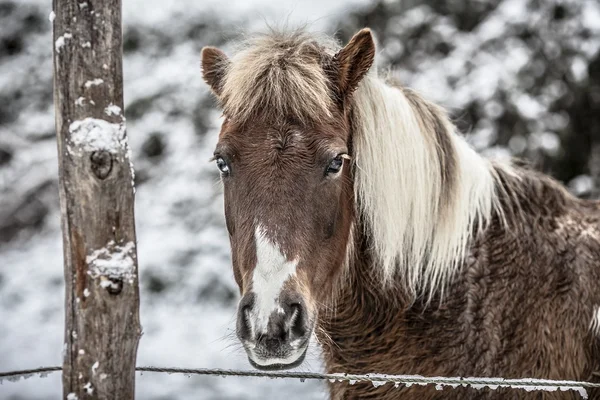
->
<box><xmin>317</xmin><ymin>164</ymin><xmax>502</xmax><ymax>372</ymax></box>
<box><xmin>316</xmin><ymin>208</ymin><xmax>491</xmax><ymax>375</ymax></box>
<box><xmin>316</xmin><ymin>165</ymin><xmax>590</xmax><ymax>375</ymax></box>
<box><xmin>317</xmin><ymin>232</ymin><xmax>415</xmax><ymax>371</ymax></box>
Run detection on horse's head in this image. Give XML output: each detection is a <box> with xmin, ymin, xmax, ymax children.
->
<box><xmin>201</xmin><ymin>29</ymin><xmax>375</xmax><ymax>370</ymax></box>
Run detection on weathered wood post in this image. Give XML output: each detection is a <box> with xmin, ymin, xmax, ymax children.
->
<box><xmin>52</xmin><ymin>0</ymin><xmax>141</xmax><ymax>398</ymax></box>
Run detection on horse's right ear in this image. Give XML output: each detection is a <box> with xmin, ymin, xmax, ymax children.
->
<box><xmin>331</xmin><ymin>28</ymin><xmax>376</xmax><ymax>101</ymax></box>
<box><xmin>201</xmin><ymin>46</ymin><xmax>230</xmax><ymax>97</ymax></box>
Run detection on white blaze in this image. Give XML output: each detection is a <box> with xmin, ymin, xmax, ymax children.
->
<box><xmin>251</xmin><ymin>225</ymin><xmax>298</xmax><ymax>334</ymax></box>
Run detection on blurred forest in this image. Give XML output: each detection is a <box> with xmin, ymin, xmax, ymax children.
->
<box><xmin>339</xmin><ymin>0</ymin><xmax>600</xmax><ymax>199</ymax></box>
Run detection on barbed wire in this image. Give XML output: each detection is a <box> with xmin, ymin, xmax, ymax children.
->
<box><xmin>0</xmin><ymin>366</ymin><xmax>61</xmax><ymax>380</ymax></box>
<box><xmin>1</xmin><ymin>365</ymin><xmax>599</xmax><ymax>397</ymax></box>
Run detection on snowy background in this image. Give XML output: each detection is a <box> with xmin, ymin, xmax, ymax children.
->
<box><xmin>0</xmin><ymin>0</ymin><xmax>599</xmax><ymax>399</ymax></box>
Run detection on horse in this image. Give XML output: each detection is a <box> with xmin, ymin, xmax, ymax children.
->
<box><xmin>200</xmin><ymin>27</ymin><xmax>600</xmax><ymax>399</ymax></box>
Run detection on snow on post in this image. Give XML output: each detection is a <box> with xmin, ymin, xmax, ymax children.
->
<box><xmin>52</xmin><ymin>0</ymin><xmax>141</xmax><ymax>399</ymax></box>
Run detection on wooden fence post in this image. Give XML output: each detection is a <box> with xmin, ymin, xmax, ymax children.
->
<box><xmin>52</xmin><ymin>0</ymin><xmax>141</xmax><ymax>398</ymax></box>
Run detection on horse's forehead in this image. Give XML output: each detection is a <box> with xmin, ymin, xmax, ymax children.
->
<box><xmin>220</xmin><ymin>119</ymin><xmax>342</xmax><ymax>155</ymax></box>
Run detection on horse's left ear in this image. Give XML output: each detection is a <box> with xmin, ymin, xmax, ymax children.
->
<box><xmin>331</xmin><ymin>28</ymin><xmax>376</xmax><ymax>100</ymax></box>
<box><xmin>201</xmin><ymin>46</ymin><xmax>230</xmax><ymax>97</ymax></box>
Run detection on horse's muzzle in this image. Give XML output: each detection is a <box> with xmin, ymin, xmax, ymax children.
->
<box><xmin>236</xmin><ymin>292</ymin><xmax>313</xmax><ymax>370</ymax></box>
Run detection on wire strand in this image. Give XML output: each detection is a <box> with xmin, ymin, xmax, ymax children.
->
<box><xmin>1</xmin><ymin>365</ymin><xmax>599</xmax><ymax>395</ymax></box>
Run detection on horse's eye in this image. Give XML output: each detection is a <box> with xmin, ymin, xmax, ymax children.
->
<box><xmin>326</xmin><ymin>155</ymin><xmax>344</xmax><ymax>175</ymax></box>
<box><xmin>215</xmin><ymin>157</ymin><xmax>230</xmax><ymax>175</ymax></box>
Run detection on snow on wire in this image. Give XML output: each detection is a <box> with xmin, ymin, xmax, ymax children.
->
<box><xmin>0</xmin><ymin>366</ymin><xmax>597</xmax><ymax>398</ymax></box>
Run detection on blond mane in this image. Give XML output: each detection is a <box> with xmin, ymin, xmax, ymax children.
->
<box><xmin>220</xmin><ymin>29</ymin><xmax>339</xmax><ymax>123</ymax></box>
<box><xmin>352</xmin><ymin>73</ymin><xmax>503</xmax><ymax>297</ymax></box>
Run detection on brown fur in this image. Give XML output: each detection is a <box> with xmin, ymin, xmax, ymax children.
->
<box><xmin>201</xmin><ymin>46</ymin><xmax>230</xmax><ymax>96</ymax></box>
<box><xmin>201</xmin><ymin>28</ymin><xmax>600</xmax><ymax>399</ymax></box>
<box><xmin>329</xmin><ymin>28</ymin><xmax>376</xmax><ymax>101</ymax></box>
<box><xmin>320</xmin><ymin>168</ymin><xmax>600</xmax><ymax>399</ymax></box>
<box><xmin>215</xmin><ymin>116</ymin><xmax>353</xmax><ymax>301</ymax></box>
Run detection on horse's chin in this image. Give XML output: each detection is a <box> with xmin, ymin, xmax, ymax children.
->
<box><xmin>247</xmin><ymin>346</ymin><xmax>308</xmax><ymax>371</ymax></box>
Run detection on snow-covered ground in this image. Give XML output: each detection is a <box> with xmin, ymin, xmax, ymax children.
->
<box><xmin>0</xmin><ymin>0</ymin><xmax>369</xmax><ymax>399</ymax></box>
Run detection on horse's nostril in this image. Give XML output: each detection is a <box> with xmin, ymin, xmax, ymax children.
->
<box><xmin>290</xmin><ymin>303</ymin><xmax>307</xmax><ymax>338</ymax></box>
<box><xmin>242</xmin><ymin>305</ymin><xmax>251</xmax><ymax>317</ymax></box>
<box><xmin>236</xmin><ymin>303</ymin><xmax>254</xmax><ymax>341</ymax></box>
<box><xmin>277</xmin><ymin>325</ymin><xmax>288</xmax><ymax>341</ymax></box>
<box><xmin>290</xmin><ymin>303</ymin><xmax>301</xmax><ymax>324</ymax></box>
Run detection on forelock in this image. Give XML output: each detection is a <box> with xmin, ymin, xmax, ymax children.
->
<box><xmin>220</xmin><ymin>29</ymin><xmax>340</xmax><ymax>124</ymax></box>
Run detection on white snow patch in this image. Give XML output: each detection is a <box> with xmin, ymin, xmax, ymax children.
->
<box><xmin>582</xmin><ymin>1</ymin><xmax>600</xmax><ymax>30</ymax></box>
<box><xmin>69</xmin><ymin>118</ymin><xmax>126</xmax><ymax>155</ymax></box>
<box><xmin>84</xmin><ymin>79</ymin><xmax>104</xmax><ymax>88</ymax></box>
<box><xmin>0</xmin><ymin>373</ymin><xmax>35</xmax><ymax>383</ymax></box>
<box><xmin>83</xmin><ymin>382</ymin><xmax>93</xmax><ymax>394</ymax></box>
<box><xmin>569</xmin><ymin>175</ymin><xmax>594</xmax><ymax>196</ymax></box>
<box><xmin>75</xmin><ymin>97</ymin><xmax>86</xmax><ymax>106</ymax></box>
<box><xmin>508</xmin><ymin>135</ymin><xmax>527</xmax><ymax>154</ymax></box>
<box><xmin>326</xmin><ymin>373</ymin><xmax>588</xmax><ymax>398</ymax></box>
<box><xmin>83</xmin><ymin>288</ymin><xmax>90</xmax><ymax>297</ymax></box>
<box><xmin>514</xmin><ymin>93</ymin><xmax>544</xmax><ymax>119</ymax></box>
<box><xmin>66</xmin><ymin>394</ymin><xmax>78</xmax><ymax>400</ymax></box>
<box><xmin>49</xmin><ymin>11</ymin><xmax>55</xmax><ymax>22</ymax></box>
<box><xmin>86</xmin><ymin>241</ymin><xmax>137</xmax><ymax>284</ymax></box>
<box><xmin>81</xmin><ymin>41</ymin><xmax>91</xmax><ymax>48</ymax></box>
<box><xmin>91</xmin><ymin>361</ymin><xmax>99</xmax><ymax>375</ymax></box>
<box><xmin>104</xmin><ymin>104</ymin><xmax>122</xmax><ymax>116</ymax></box>
<box><xmin>528</xmin><ymin>132</ymin><xmax>561</xmax><ymax>156</ymax></box>
<box><xmin>463</xmin><ymin>376</ymin><xmax>588</xmax><ymax>399</ymax></box>
<box><xmin>570</xmin><ymin>57</ymin><xmax>588</xmax><ymax>82</ymax></box>
<box><xmin>99</xmin><ymin>279</ymin><xmax>115</xmax><ymax>289</ymax></box>
<box><xmin>55</xmin><ymin>33</ymin><xmax>73</xmax><ymax>53</ymax></box>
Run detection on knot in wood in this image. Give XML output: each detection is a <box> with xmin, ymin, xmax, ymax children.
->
<box><xmin>106</xmin><ymin>278</ymin><xmax>123</xmax><ymax>295</ymax></box>
<box><xmin>90</xmin><ymin>150</ymin><xmax>113</xmax><ymax>179</ymax></box>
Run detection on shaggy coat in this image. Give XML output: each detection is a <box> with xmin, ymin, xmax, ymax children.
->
<box><xmin>201</xmin><ymin>28</ymin><xmax>600</xmax><ymax>399</ymax></box>
<box><xmin>320</xmin><ymin>168</ymin><xmax>600</xmax><ymax>399</ymax></box>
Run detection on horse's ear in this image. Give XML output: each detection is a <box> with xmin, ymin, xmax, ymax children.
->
<box><xmin>331</xmin><ymin>28</ymin><xmax>375</xmax><ymax>100</ymax></box>
<box><xmin>201</xmin><ymin>46</ymin><xmax>230</xmax><ymax>97</ymax></box>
